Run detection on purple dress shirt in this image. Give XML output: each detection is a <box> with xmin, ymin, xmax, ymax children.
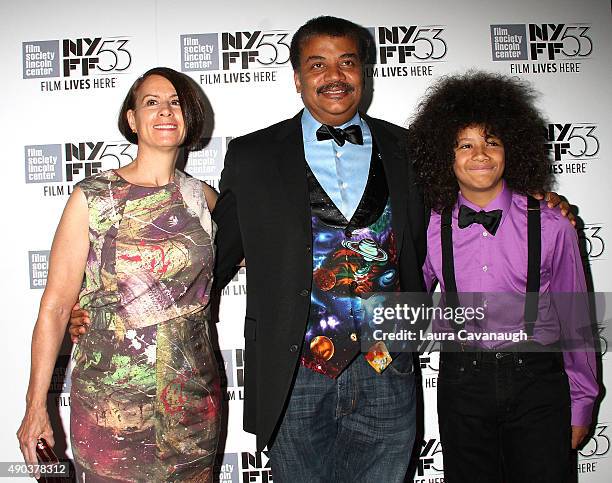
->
<box><xmin>422</xmin><ymin>182</ymin><xmax>598</xmax><ymax>426</ymax></box>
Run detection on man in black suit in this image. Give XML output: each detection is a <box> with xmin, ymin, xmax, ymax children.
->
<box><xmin>212</xmin><ymin>16</ymin><xmax>426</xmax><ymax>482</ymax></box>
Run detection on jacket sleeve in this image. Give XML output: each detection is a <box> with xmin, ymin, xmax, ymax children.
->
<box><xmin>212</xmin><ymin>141</ymin><xmax>245</xmax><ymax>291</ymax></box>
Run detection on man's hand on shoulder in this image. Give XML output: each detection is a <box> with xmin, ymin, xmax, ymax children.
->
<box><xmin>68</xmin><ymin>303</ymin><xmax>90</xmax><ymax>343</ymax></box>
<box><xmin>531</xmin><ymin>191</ymin><xmax>576</xmax><ymax>227</ymax></box>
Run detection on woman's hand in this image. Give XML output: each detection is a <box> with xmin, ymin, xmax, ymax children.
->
<box><xmin>17</xmin><ymin>406</ymin><xmax>54</xmax><ymax>477</ymax></box>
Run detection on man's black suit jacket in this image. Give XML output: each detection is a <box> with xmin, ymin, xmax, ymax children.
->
<box><xmin>212</xmin><ymin>111</ymin><xmax>427</xmax><ymax>451</ymax></box>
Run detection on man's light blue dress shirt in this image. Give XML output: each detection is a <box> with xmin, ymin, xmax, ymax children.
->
<box><xmin>301</xmin><ymin>108</ymin><xmax>373</xmax><ymax>221</ymax></box>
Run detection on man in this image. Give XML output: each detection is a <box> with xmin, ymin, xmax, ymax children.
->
<box><xmin>211</xmin><ymin>16</ymin><xmax>425</xmax><ymax>481</ymax></box>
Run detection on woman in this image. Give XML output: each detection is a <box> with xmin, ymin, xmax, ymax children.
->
<box><xmin>407</xmin><ymin>71</ymin><xmax>598</xmax><ymax>482</ymax></box>
<box><xmin>17</xmin><ymin>67</ymin><xmax>221</xmax><ymax>481</ymax></box>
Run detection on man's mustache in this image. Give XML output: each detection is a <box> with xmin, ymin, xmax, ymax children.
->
<box><xmin>316</xmin><ymin>82</ymin><xmax>355</xmax><ymax>95</ymax></box>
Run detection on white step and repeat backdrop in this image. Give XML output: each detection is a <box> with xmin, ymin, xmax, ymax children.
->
<box><xmin>1</xmin><ymin>0</ymin><xmax>611</xmax><ymax>481</ymax></box>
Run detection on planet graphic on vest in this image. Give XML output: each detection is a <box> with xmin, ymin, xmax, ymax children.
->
<box><xmin>310</xmin><ymin>336</ymin><xmax>335</xmax><ymax>361</ymax></box>
<box><xmin>341</xmin><ymin>238</ymin><xmax>388</xmax><ymax>262</ymax></box>
<box><xmin>313</xmin><ymin>268</ymin><xmax>336</xmax><ymax>291</ymax></box>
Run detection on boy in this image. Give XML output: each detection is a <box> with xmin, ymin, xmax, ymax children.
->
<box><xmin>408</xmin><ymin>72</ymin><xmax>598</xmax><ymax>482</ymax></box>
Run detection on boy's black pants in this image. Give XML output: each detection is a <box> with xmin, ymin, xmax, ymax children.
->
<box><xmin>437</xmin><ymin>344</ymin><xmax>571</xmax><ymax>483</ymax></box>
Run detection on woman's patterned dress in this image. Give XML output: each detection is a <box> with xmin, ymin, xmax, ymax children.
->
<box><xmin>70</xmin><ymin>170</ymin><xmax>220</xmax><ymax>482</ymax></box>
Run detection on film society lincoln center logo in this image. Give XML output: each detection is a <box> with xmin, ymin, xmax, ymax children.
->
<box><xmin>29</xmin><ymin>250</ymin><xmax>50</xmax><ymax>289</ymax></box>
<box><xmin>490</xmin><ymin>23</ymin><xmax>592</xmax><ymax>74</ymax></box>
<box><xmin>180</xmin><ymin>30</ymin><xmax>291</xmax><ymax>85</ymax></box>
<box><xmin>185</xmin><ymin>136</ymin><xmax>225</xmax><ymax>188</ymax></box>
<box><xmin>22</xmin><ymin>36</ymin><xmax>132</xmax><ymax>91</ymax></box>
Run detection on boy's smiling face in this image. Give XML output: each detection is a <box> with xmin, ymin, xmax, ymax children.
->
<box><xmin>453</xmin><ymin>125</ymin><xmax>505</xmax><ymax>205</ymax></box>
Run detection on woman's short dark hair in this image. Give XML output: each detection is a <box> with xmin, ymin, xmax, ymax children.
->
<box><xmin>408</xmin><ymin>71</ymin><xmax>552</xmax><ymax>212</ymax></box>
<box><xmin>118</xmin><ymin>67</ymin><xmax>206</xmax><ymax>150</ymax></box>
<box><xmin>290</xmin><ymin>16</ymin><xmax>371</xmax><ymax>70</ymax></box>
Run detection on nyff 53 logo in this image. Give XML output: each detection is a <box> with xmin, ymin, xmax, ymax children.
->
<box><xmin>578</xmin><ymin>423</ymin><xmax>609</xmax><ymax>474</ymax></box>
<box><xmin>528</xmin><ymin>24</ymin><xmax>592</xmax><ymax>60</ymax></box>
<box><xmin>545</xmin><ymin>123</ymin><xmax>599</xmax><ymax>161</ymax></box>
<box><xmin>579</xmin><ymin>424</ymin><xmax>610</xmax><ymax>460</ymax></box>
<box><xmin>419</xmin><ymin>347</ymin><xmax>440</xmax><ymax>373</ymax></box>
<box><xmin>580</xmin><ymin>223</ymin><xmax>605</xmax><ymax>262</ymax></box>
<box><xmin>491</xmin><ymin>23</ymin><xmax>592</xmax><ymax>61</ymax></box>
<box><xmin>370</xmin><ymin>25</ymin><xmax>447</xmax><ymax>63</ymax></box>
<box><xmin>241</xmin><ymin>451</ymin><xmax>272</xmax><ymax>482</ymax></box>
<box><xmin>23</xmin><ymin>37</ymin><xmax>132</xmax><ymax>79</ymax></box>
<box><xmin>417</xmin><ymin>438</ymin><xmax>443</xmax><ymax>477</ymax></box>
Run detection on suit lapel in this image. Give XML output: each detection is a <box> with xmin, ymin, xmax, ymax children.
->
<box><xmin>364</xmin><ymin>115</ymin><xmax>408</xmax><ymax>258</ymax></box>
<box><xmin>274</xmin><ymin>111</ymin><xmax>311</xmax><ymax>236</ymax></box>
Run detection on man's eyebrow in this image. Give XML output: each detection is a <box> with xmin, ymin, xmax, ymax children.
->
<box><xmin>304</xmin><ymin>52</ymin><xmax>358</xmax><ymax>63</ymax></box>
<box><xmin>304</xmin><ymin>55</ymin><xmax>325</xmax><ymax>62</ymax></box>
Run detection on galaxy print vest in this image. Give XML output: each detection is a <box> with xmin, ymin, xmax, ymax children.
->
<box><xmin>301</xmin><ymin>146</ymin><xmax>400</xmax><ymax>378</ymax></box>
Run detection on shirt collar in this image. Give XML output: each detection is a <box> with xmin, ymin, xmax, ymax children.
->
<box><xmin>456</xmin><ymin>180</ymin><xmax>513</xmax><ymax>232</ymax></box>
<box><xmin>301</xmin><ymin>108</ymin><xmax>363</xmax><ymax>143</ymax></box>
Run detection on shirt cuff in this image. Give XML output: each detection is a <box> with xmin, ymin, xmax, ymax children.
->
<box><xmin>571</xmin><ymin>401</ymin><xmax>594</xmax><ymax>427</ymax></box>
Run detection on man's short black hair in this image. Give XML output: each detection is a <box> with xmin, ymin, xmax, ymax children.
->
<box><xmin>118</xmin><ymin>67</ymin><xmax>206</xmax><ymax>151</ymax></box>
<box><xmin>290</xmin><ymin>16</ymin><xmax>370</xmax><ymax>70</ymax></box>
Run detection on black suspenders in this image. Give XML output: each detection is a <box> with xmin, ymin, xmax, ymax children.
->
<box><xmin>441</xmin><ymin>207</ymin><xmax>460</xmax><ymax>332</ymax></box>
<box><xmin>441</xmin><ymin>196</ymin><xmax>541</xmax><ymax>337</ymax></box>
<box><xmin>524</xmin><ymin>195</ymin><xmax>541</xmax><ymax>336</ymax></box>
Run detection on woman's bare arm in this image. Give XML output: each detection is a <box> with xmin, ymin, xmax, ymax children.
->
<box><xmin>17</xmin><ymin>187</ymin><xmax>89</xmax><ymax>467</ymax></box>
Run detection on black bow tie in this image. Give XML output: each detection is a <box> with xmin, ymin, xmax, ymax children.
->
<box><xmin>458</xmin><ymin>205</ymin><xmax>503</xmax><ymax>235</ymax></box>
<box><xmin>316</xmin><ymin>124</ymin><xmax>363</xmax><ymax>146</ymax></box>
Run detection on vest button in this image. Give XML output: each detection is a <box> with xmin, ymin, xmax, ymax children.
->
<box><xmin>289</xmin><ymin>344</ymin><xmax>299</xmax><ymax>352</ymax></box>
<box><xmin>299</xmin><ymin>289</ymin><xmax>310</xmax><ymax>297</ymax></box>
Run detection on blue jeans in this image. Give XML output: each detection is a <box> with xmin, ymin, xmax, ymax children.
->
<box><xmin>269</xmin><ymin>353</ymin><xmax>417</xmax><ymax>482</ymax></box>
